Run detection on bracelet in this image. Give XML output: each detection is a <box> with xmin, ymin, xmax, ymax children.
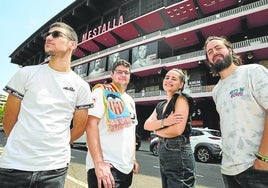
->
<box><xmin>256</xmin><ymin>152</ymin><xmax>268</xmax><ymax>160</ymax></box>
<box><xmin>255</xmin><ymin>152</ymin><xmax>268</xmax><ymax>162</ymax></box>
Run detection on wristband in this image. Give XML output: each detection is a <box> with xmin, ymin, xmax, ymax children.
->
<box><xmin>255</xmin><ymin>152</ymin><xmax>268</xmax><ymax>162</ymax></box>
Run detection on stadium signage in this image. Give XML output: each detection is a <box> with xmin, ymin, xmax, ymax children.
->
<box><xmin>81</xmin><ymin>15</ymin><xmax>124</xmax><ymax>42</ymax></box>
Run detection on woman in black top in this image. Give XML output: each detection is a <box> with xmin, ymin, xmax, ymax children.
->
<box><xmin>144</xmin><ymin>68</ymin><xmax>196</xmax><ymax>188</ymax></box>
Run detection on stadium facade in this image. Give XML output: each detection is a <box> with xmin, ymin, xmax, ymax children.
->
<box><xmin>9</xmin><ymin>0</ymin><xmax>268</xmax><ymax>138</ymax></box>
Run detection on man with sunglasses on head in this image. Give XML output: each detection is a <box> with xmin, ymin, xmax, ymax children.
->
<box><xmin>0</xmin><ymin>22</ymin><xmax>93</xmax><ymax>188</ymax></box>
<box><xmin>86</xmin><ymin>59</ymin><xmax>140</xmax><ymax>188</ymax></box>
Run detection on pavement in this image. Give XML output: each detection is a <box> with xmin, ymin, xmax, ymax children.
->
<box><xmin>1</xmin><ymin>138</ymin><xmax>222</xmax><ymax>187</ymax></box>
<box><xmin>65</xmin><ymin>140</ymin><xmax>155</xmax><ymax>188</ymax></box>
<box><xmin>140</xmin><ymin>139</ymin><xmax>151</xmax><ymax>151</ymax></box>
<box><xmin>0</xmin><ymin>140</ymin><xmax>198</xmax><ymax>188</ymax></box>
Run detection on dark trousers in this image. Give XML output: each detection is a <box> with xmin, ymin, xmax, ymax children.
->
<box><xmin>87</xmin><ymin>167</ymin><xmax>133</xmax><ymax>188</ymax></box>
<box><xmin>159</xmin><ymin>136</ymin><xmax>196</xmax><ymax>188</ymax></box>
<box><xmin>0</xmin><ymin>167</ymin><xmax>68</xmax><ymax>188</ymax></box>
<box><xmin>222</xmin><ymin>166</ymin><xmax>268</xmax><ymax>188</ymax></box>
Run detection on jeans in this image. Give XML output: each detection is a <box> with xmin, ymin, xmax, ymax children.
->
<box><xmin>159</xmin><ymin>136</ymin><xmax>196</xmax><ymax>188</ymax></box>
<box><xmin>0</xmin><ymin>167</ymin><xmax>68</xmax><ymax>188</ymax></box>
<box><xmin>87</xmin><ymin>167</ymin><xmax>133</xmax><ymax>188</ymax></box>
<box><xmin>222</xmin><ymin>166</ymin><xmax>268</xmax><ymax>188</ymax></box>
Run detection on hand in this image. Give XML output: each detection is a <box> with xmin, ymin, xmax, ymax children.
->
<box><xmin>253</xmin><ymin>159</ymin><xmax>268</xmax><ymax>171</ymax></box>
<box><xmin>133</xmin><ymin>160</ymin><xmax>140</xmax><ymax>174</ymax></box>
<box><xmin>94</xmin><ymin>161</ymin><xmax>115</xmax><ymax>188</ymax></box>
<box><xmin>166</xmin><ymin>112</ymin><xmax>183</xmax><ymax>126</ymax></box>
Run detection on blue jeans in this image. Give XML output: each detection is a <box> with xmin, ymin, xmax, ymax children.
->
<box><xmin>222</xmin><ymin>166</ymin><xmax>268</xmax><ymax>188</ymax></box>
<box><xmin>0</xmin><ymin>167</ymin><xmax>68</xmax><ymax>188</ymax></box>
<box><xmin>159</xmin><ymin>136</ymin><xmax>196</xmax><ymax>188</ymax></box>
<box><xmin>87</xmin><ymin>167</ymin><xmax>133</xmax><ymax>188</ymax></box>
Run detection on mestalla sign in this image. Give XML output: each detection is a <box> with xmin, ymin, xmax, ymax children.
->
<box><xmin>81</xmin><ymin>15</ymin><xmax>124</xmax><ymax>42</ymax></box>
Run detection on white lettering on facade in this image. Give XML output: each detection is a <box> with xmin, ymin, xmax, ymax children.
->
<box><xmin>81</xmin><ymin>15</ymin><xmax>124</xmax><ymax>42</ymax></box>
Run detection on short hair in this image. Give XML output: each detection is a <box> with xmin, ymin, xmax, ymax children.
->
<box><xmin>49</xmin><ymin>22</ymin><xmax>78</xmax><ymax>42</ymax></box>
<box><xmin>111</xmin><ymin>59</ymin><xmax>131</xmax><ymax>72</ymax></box>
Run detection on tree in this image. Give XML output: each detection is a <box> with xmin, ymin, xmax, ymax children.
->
<box><xmin>0</xmin><ymin>105</ymin><xmax>5</xmax><ymax>126</ymax></box>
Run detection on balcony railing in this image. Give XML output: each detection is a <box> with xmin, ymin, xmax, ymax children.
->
<box><xmin>83</xmin><ymin>35</ymin><xmax>268</xmax><ymax>85</ymax></box>
<box><xmin>161</xmin><ymin>36</ymin><xmax>268</xmax><ymax>67</ymax></box>
<box><xmin>71</xmin><ymin>0</ymin><xmax>268</xmax><ymax>67</ymax></box>
<box><xmin>131</xmin><ymin>85</ymin><xmax>215</xmax><ymax>103</ymax></box>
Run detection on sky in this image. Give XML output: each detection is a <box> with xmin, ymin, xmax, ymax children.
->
<box><xmin>0</xmin><ymin>0</ymin><xmax>75</xmax><ymax>95</ymax></box>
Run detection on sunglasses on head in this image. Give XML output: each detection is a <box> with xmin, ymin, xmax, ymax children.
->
<box><xmin>43</xmin><ymin>30</ymin><xmax>73</xmax><ymax>40</ymax></box>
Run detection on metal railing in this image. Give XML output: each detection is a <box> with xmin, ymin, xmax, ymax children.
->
<box><xmin>131</xmin><ymin>85</ymin><xmax>215</xmax><ymax>101</ymax></box>
<box><xmin>161</xmin><ymin>36</ymin><xmax>268</xmax><ymax>66</ymax></box>
<box><xmin>71</xmin><ymin>0</ymin><xmax>268</xmax><ymax>67</ymax></box>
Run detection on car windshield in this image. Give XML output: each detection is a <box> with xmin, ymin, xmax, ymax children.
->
<box><xmin>207</xmin><ymin>130</ymin><xmax>221</xmax><ymax>137</ymax></box>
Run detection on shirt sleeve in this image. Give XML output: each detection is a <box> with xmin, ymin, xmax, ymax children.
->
<box><xmin>88</xmin><ymin>87</ymin><xmax>105</xmax><ymax>118</ymax></box>
<box><xmin>76</xmin><ymin>80</ymin><xmax>94</xmax><ymax>110</ymax></box>
<box><xmin>249</xmin><ymin>65</ymin><xmax>268</xmax><ymax>110</ymax></box>
<box><xmin>3</xmin><ymin>67</ymin><xmax>29</xmax><ymax>99</ymax></box>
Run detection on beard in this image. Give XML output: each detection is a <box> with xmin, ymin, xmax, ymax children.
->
<box><xmin>209</xmin><ymin>54</ymin><xmax>233</xmax><ymax>74</ymax></box>
<box><xmin>45</xmin><ymin>50</ymin><xmax>55</xmax><ymax>56</ymax></box>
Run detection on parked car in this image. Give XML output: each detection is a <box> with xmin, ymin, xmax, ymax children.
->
<box><xmin>72</xmin><ymin>132</ymin><xmax>142</xmax><ymax>151</ymax></box>
<box><xmin>135</xmin><ymin>133</ymin><xmax>142</xmax><ymax>150</ymax></box>
<box><xmin>190</xmin><ymin>128</ymin><xmax>222</xmax><ymax>162</ymax></box>
<box><xmin>149</xmin><ymin>127</ymin><xmax>222</xmax><ymax>163</ymax></box>
<box><xmin>150</xmin><ymin>136</ymin><xmax>160</xmax><ymax>156</ymax></box>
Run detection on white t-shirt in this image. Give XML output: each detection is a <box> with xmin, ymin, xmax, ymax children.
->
<box><xmin>0</xmin><ymin>64</ymin><xmax>93</xmax><ymax>171</ymax></box>
<box><xmin>213</xmin><ymin>64</ymin><xmax>268</xmax><ymax>175</ymax></box>
<box><xmin>86</xmin><ymin>86</ymin><xmax>138</xmax><ymax>174</ymax></box>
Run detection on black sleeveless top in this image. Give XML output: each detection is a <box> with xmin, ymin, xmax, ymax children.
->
<box><xmin>155</xmin><ymin>92</ymin><xmax>195</xmax><ymax>138</ymax></box>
